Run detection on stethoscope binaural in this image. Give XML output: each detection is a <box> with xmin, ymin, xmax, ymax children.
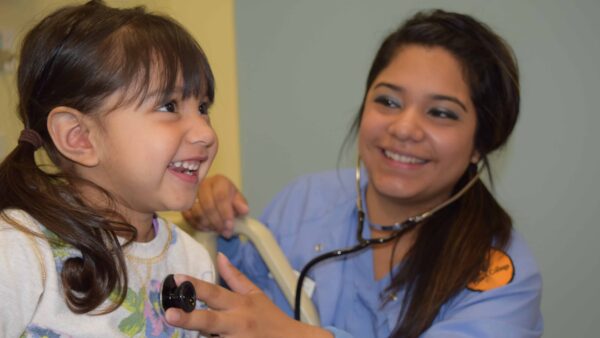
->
<box><xmin>293</xmin><ymin>159</ymin><xmax>482</xmax><ymax>321</ymax></box>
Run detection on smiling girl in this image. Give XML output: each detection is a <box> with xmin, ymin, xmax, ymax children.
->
<box><xmin>0</xmin><ymin>1</ymin><xmax>217</xmax><ymax>336</ymax></box>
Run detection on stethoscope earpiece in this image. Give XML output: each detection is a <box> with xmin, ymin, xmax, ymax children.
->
<box><xmin>161</xmin><ymin>274</ymin><xmax>196</xmax><ymax>313</ymax></box>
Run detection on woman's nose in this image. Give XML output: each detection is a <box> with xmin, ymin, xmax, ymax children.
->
<box><xmin>387</xmin><ymin>108</ymin><xmax>425</xmax><ymax>142</ymax></box>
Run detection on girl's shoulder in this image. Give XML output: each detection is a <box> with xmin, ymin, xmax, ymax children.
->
<box><xmin>0</xmin><ymin>209</ymin><xmax>56</xmax><ymax>249</ymax></box>
<box><xmin>0</xmin><ymin>208</ymin><xmax>43</xmax><ymax>232</ymax></box>
<box><xmin>0</xmin><ymin>207</ymin><xmax>69</xmax><ymax>261</ymax></box>
<box><xmin>0</xmin><ymin>209</ymin><xmax>54</xmax><ymax>331</ymax></box>
<box><xmin>1</xmin><ymin>208</ymin><xmax>75</xmax><ymax>257</ymax></box>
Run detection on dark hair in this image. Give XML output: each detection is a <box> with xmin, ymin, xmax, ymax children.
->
<box><xmin>0</xmin><ymin>0</ymin><xmax>214</xmax><ymax>314</ymax></box>
<box><xmin>349</xmin><ymin>9</ymin><xmax>519</xmax><ymax>337</ymax></box>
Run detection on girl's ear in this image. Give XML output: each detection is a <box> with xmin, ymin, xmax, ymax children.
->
<box><xmin>47</xmin><ymin>106</ymin><xmax>99</xmax><ymax>167</ymax></box>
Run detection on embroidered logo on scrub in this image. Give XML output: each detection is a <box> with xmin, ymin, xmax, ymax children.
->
<box><xmin>467</xmin><ymin>248</ymin><xmax>514</xmax><ymax>292</ymax></box>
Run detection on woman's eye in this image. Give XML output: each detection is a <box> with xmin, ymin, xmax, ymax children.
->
<box><xmin>429</xmin><ymin>108</ymin><xmax>458</xmax><ymax>120</ymax></box>
<box><xmin>374</xmin><ymin>95</ymin><xmax>401</xmax><ymax>108</ymax></box>
<box><xmin>199</xmin><ymin>102</ymin><xmax>209</xmax><ymax>115</ymax></box>
<box><xmin>157</xmin><ymin>100</ymin><xmax>177</xmax><ymax>113</ymax></box>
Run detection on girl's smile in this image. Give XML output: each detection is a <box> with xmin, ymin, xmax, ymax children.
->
<box><xmin>167</xmin><ymin>158</ymin><xmax>209</xmax><ymax>183</ymax></box>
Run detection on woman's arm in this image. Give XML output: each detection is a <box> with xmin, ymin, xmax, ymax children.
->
<box><xmin>422</xmin><ymin>240</ymin><xmax>543</xmax><ymax>338</ymax></box>
<box><xmin>183</xmin><ymin>175</ymin><xmax>249</xmax><ymax>238</ymax></box>
<box><xmin>165</xmin><ymin>253</ymin><xmax>334</xmax><ymax>338</ymax></box>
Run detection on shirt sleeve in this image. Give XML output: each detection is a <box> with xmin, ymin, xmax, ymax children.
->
<box><xmin>0</xmin><ymin>225</ymin><xmax>46</xmax><ymax>337</ymax></box>
<box><xmin>216</xmin><ymin>176</ymin><xmax>300</xmax><ymax>292</ymax></box>
<box><xmin>217</xmin><ymin>236</ymin><xmax>272</xmax><ymax>290</ymax></box>
<box><xmin>421</xmin><ymin>251</ymin><xmax>543</xmax><ymax>337</ymax></box>
<box><xmin>325</xmin><ymin>326</ymin><xmax>355</xmax><ymax>338</ymax></box>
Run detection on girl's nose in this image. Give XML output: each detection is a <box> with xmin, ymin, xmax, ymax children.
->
<box><xmin>187</xmin><ymin>114</ymin><xmax>217</xmax><ymax>148</ymax></box>
<box><xmin>387</xmin><ymin>108</ymin><xmax>425</xmax><ymax>142</ymax></box>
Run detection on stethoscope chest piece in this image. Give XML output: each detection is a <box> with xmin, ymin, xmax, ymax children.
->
<box><xmin>161</xmin><ymin>274</ymin><xmax>196</xmax><ymax>313</ymax></box>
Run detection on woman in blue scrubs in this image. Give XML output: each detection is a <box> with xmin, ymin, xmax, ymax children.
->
<box><xmin>169</xmin><ymin>9</ymin><xmax>542</xmax><ymax>338</ymax></box>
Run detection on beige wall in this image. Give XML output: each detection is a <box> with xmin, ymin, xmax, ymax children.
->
<box><xmin>0</xmin><ymin>0</ymin><xmax>241</xmax><ymax>186</ymax></box>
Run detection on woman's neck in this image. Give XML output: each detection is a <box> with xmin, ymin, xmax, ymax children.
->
<box><xmin>365</xmin><ymin>185</ymin><xmax>425</xmax><ymax>280</ymax></box>
<box><xmin>364</xmin><ymin>183</ymin><xmax>448</xmax><ymax>226</ymax></box>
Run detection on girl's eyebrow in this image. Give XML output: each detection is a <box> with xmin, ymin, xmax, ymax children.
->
<box><xmin>373</xmin><ymin>82</ymin><xmax>469</xmax><ymax>113</ymax></box>
<box><xmin>145</xmin><ymin>86</ymin><xmax>185</xmax><ymax>100</ymax></box>
<box><xmin>135</xmin><ymin>87</ymin><xmax>185</xmax><ymax>108</ymax></box>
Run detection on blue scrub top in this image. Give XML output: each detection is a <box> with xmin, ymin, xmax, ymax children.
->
<box><xmin>218</xmin><ymin>168</ymin><xmax>543</xmax><ymax>338</ymax></box>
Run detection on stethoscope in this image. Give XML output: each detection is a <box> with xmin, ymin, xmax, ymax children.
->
<box><xmin>293</xmin><ymin>159</ymin><xmax>482</xmax><ymax>321</ymax></box>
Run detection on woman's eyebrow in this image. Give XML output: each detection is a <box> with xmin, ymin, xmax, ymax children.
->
<box><xmin>374</xmin><ymin>82</ymin><xmax>405</xmax><ymax>93</ymax></box>
<box><xmin>430</xmin><ymin>94</ymin><xmax>468</xmax><ymax>113</ymax></box>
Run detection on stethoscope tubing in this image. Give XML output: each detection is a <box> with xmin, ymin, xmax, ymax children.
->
<box><xmin>293</xmin><ymin>212</ymin><xmax>417</xmax><ymax>320</ymax></box>
<box><xmin>292</xmin><ymin>161</ymin><xmax>483</xmax><ymax>321</ymax></box>
<box><xmin>293</xmin><ymin>239</ymin><xmax>371</xmax><ymax>320</ymax></box>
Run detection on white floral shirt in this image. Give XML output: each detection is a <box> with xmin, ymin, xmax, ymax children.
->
<box><xmin>0</xmin><ymin>209</ymin><xmax>214</xmax><ymax>338</ymax></box>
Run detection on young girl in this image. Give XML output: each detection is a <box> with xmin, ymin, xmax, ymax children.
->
<box><xmin>0</xmin><ymin>1</ymin><xmax>217</xmax><ymax>336</ymax></box>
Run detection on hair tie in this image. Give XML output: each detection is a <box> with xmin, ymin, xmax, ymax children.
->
<box><xmin>19</xmin><ymin>129</ymin><xmax>44</xmax><ymax>150</ymax></box>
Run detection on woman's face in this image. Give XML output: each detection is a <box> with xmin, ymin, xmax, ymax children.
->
<box><xmin>359</xmin><ymin>45</ymin><xmax>479</xmax><ymax>217</ymax></box>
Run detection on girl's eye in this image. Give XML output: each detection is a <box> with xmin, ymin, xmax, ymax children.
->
<box><xmin>157</xmin><ymin>100</ymin><xmax>177</xmax><ymax>113</ymax></box>
<box><xmin>429</xmin><ymin>108</ymin><xmax>459</xmax><ymax>120</ymax></box>
<box><xmin>374</xmin><ymin>95</ymin><xmax>401</xmax><ymax>109</ymax></box>
<box><xmin>199</xmin><ymin>102</ymin><xmax>209</xmax><ymax>115</ymax></box>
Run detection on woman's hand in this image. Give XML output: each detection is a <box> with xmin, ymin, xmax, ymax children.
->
<box><xmin>183</xmin><ymin>175</ymin><xmax>249</xmax><ymax>238</ymax></box>
<box><xmin>165</xmin><ymin>253</ymin><xmax>333</xmax><ymax>338</ymax></box>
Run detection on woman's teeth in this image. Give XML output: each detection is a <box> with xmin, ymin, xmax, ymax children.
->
<box><xmin>384</xmin><ymin>150</ymin><xmax>426</xmax><ymax>164</ymax></box>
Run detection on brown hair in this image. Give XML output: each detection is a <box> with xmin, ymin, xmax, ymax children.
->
<box><xmin>349</xmin><ymin>9</ymin><xmax>519</xmax><ymax>337</ymax></box>
<box><xmin>0</xmin><ymin>0</ymin><xmax>214</xmax><ymax>314</ymax></box>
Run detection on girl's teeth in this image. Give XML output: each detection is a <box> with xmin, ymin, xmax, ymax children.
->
<box><xmin>170</xmin><ymin>161</ymin><xmax>201</xmax><ymax>171</ymax></box>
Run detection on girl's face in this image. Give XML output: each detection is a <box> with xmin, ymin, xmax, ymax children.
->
<box><xmin>89</xmin><ymin>74</ymin><xmax>217</xmax><ymax>220</ymax></box>
<box><xmin>359</xmin><ymin>45</ymin><xmax>478</xmax><ymax>219</ymax></box>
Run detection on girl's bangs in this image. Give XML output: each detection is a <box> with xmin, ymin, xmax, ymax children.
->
<box><xmin>108</xmin><ymin>17</ymin><xmax>214</xmax><ymax>109</ymax></box>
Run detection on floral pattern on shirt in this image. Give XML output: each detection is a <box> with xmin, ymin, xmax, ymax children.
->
<box><xmin>27</xmin><ymin>221</ymin><xmax>193</xmax><ymax>337</ymax></box>
<box><xmin>40</xmin><ymin>226</ymin><xmax>81</xmax><ymax>273</ymax></box>
<box><xmin>116</xmin><ymin>279</ymin><xmax>180</xmax><ymax>338</ymax></box>
<box><xmin>21</xmin><ymin>325</ymin><xmax>70</xmax><ymax>338</ymax></box>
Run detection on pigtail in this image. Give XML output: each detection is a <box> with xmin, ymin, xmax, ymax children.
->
<box><xmin>0</xmin><ymin>132</ymin><xmax>48</xmax><ymax>216</ymax></box>
<box><xmin>0</xmin><ymin>134</ymin><xmax>131</xmax><ymax>314</ymax></box>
